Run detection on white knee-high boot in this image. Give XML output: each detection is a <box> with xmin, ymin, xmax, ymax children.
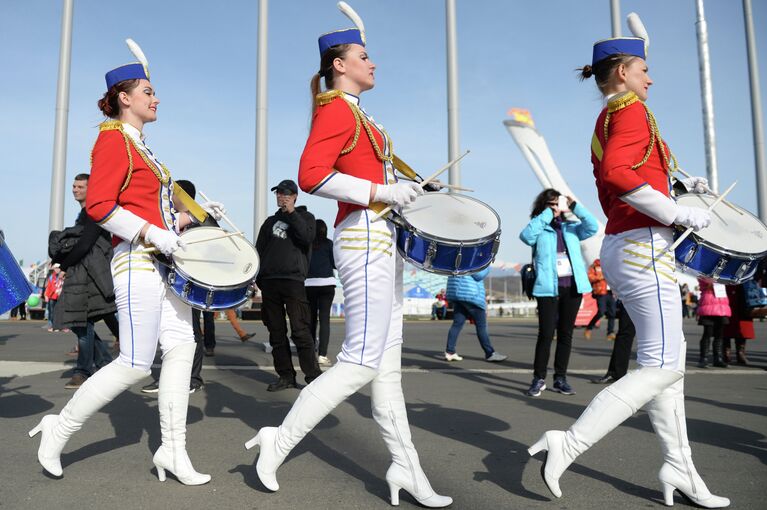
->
<box><xmin>528</xmin><ymin>366</ymin><xmax>683</xmax><ymax>498</ymax></box>
<box><xmin>646</xmin><ymin>379</ymin><xmax>729</xmax><ymax>508</ymax></box>
<box><xmin>245</xmin><ymin>361</ymin><xmax>378</xmax><ymax>491</ymax></box>
<box><xmin>371</xmin><ymin>345</ymin><xmax>452</xmax><ymax>508</ymax></box>
<box><xmin>152</xmin><ymin>342</ymin><xmax>210</xmax><ymax>485</ymax></box>
<box><xmin>29</xmin><ymin>362</ymin><xmax>147</xmax><ymax>476</ymax></box>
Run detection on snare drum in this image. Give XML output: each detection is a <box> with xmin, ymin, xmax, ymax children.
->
<box><xmin>158</xmin><ymin>227</ymin><xmax>259</xmax><ymax>310</ymax></box>
<box><xmin>394</xmin><ymin>193</ymin><xmax>501</xmax><ymax>275</ymax></box>
<box><xmin>674</xmin><ymin>193</ymin><xmax>767</xmax><ymax>284</ymax></box>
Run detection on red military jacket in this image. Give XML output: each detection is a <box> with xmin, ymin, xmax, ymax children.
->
<box><xmin>591</xmin><ymin>91</ymin><xmax>673</xmax><ymax>235</ymax></box>
<box><xmin>86</xmin><ymin>121</ymin><xmax>176</xmax><ymax>246</ymax></box>
<box><xmin>298</xmin><ymin>90</ymin><xmax>395</xmax><ymax>226</ymax></box>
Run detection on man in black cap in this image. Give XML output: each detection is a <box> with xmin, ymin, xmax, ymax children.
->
<box><xmin>256</xmin><ymin>179</ymin><xmax>322</xmax><ymax>391</ymax></box>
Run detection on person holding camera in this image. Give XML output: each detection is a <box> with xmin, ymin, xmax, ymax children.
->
<box><xmin>519</xmin><ymin>189</ymin><xmax>598</xmax><ymax>397</ymax></box>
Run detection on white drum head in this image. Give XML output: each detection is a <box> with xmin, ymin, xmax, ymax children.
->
<box><xmin>399</xmin><ymin>193</ymin><xmax>500</xmax><ymax>242</ymax></box>
<box><xmin>676</xmin><ymin>193</ymin><xmax>767</xmax><ymax>255</ymax></box>
<box><xmin>174</xmin><ymin>227</ymin><xmax>259</xmax><ymax>287</ymax></box>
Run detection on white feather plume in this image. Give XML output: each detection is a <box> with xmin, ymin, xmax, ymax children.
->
<box><xmin>337</xmin><ymin>1</ymin><xmax>365</xmax><ymax>43</ymax></box>
<box><xmin>125</xmin><ymin>38</ymin><xmax>149</xmax><ymax>68</ymax></box>
<box><xmin>626</xmin><ymin>12</ymin><xmax>650</xmax><ymax>49</ymax></box>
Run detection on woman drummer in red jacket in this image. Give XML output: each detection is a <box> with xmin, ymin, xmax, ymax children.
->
<box><xmin>245</xmin><ymin>3</ymin><xmax>450</xmax><ymax>507</ymax></box>
<box><xmin>528</xmin><ymin>15</ymin><xmax>729</xmax><ymax>508</ymax></box>
<box><xmin>30</xmin><ymin>39</ymin><xmax>222</xmax><ymax>486</ymax></box>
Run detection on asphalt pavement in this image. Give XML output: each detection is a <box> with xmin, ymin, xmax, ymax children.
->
<box><xmin>1</xmin><ymin>317</ymin><xmax>765</xmax><ymax>510</ymax></box>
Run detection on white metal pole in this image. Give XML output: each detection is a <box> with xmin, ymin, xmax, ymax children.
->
<box><xmin>49</xmin><ymin>0</ymin><xmax>74</xmax><ymax>233</ymax></box>
<box><xmin>695</xmin><ymin>0</ymin><xmax>720</xmax><ymax>193</ymax></box>
<box><xmin>610</xmin><ymin>0</ymin><xmax>622</xmax><ymax>37</ymax></box>
<box><xmin>254</xmin><ymin>0</ymin><xmax>269</xmax><ymax>241</ymax></box>
<box><xmin>743</xmin><ymin>0</ymin><xmax>767</xmax><ymax>222</ymax></box>
<box><xmin>445</xmin><ymin>0</ymin><xmax>461</xmax><ymax>188</ymax></box>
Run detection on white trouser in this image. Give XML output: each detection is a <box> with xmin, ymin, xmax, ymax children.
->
<box><xmin>111</xmin><ymin>241</ymin><xmax>195</xmax><ymax>372</ymax></box>
<box><xmin>334</xmin><ymin>209</ymin><xmax>403</xmax><ymax>369</ymax></box>
<box><xmin>600</xmin><ymin>227</ymin><xmax>686</xmax><ymax>372</ymax></box>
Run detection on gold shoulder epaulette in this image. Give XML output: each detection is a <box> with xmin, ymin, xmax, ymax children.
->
<box><xmin>315</xmin><ymin>89</ymin><xmax>344</xmax><ymax>106</ymax></box>
<box><xmin>607</xmin><ymin>91</ymin><xmax>640</xmax><ymax>113</ymax></box>
<box><xmin>98</xmin><ymin>119</ymin><xmax>123</xmax><ymax>132</ymax></box>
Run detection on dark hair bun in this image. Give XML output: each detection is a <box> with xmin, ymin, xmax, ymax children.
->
<box><xmin>580</xmin><ymin>65</ymin><xmax>593</xmax><ymax>79</ymax></box>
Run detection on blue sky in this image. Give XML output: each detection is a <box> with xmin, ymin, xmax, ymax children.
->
<box><xmin>1</xmin><ymin>0</ymin><xmax>765</xmax><ymax>270</ymax></box>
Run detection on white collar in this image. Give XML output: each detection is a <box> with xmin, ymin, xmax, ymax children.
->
<box><xmin>605</xmin><ymin>92</ymin><xmax>618</xmax><ymax>102</ymax></box>
<box><xmin>341</xmin><ymin>91</ymin><xmax>360</xmax><ymax>105</ymax></box>
<box><xmin>121</xmin><ymin>122</ymin><xmax>144</xmax><ymax>142</ymax></box>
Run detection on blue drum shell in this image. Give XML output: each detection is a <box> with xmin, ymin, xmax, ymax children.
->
<box><xmin>675</xmin><ymin>235</ymin><xmax>759</xmax><ymax>284</ymax></box>
<box><xmin>396</xmin><ymin>228</ymin><xmax>497</xmax><ymax>276</ymax></box>
<box><xmin>159</xmin><ymin>263</ymin><xmax>251</xmax><ymax>311</ymax></box>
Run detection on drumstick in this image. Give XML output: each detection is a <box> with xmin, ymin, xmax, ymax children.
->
<box><xmin>673</xmin><ymin>168</ymin><xmax>743</xmax><ymax>215</ymax></box>
<box><xmin>647</xmin><ymin>180</ymin><xmax>737</xmax><ymax>267</ymax></box>
<box><xmin>198</xmin><ymin>190</ymin><xmax>244</xmax><ymax>234</ymax></box>
<box><xmin>399</xmin><ymin>179</ymin><xmax>474</xmax><ymax>192</ymax></box>
<box><xmin>136</xmin><ymin>231</ymin><xmax>244</xmax><ymax>255</ymax></box>
<box><xmin>371</xmin><ymin>150</ymin><xmax>471</xmax><ymax>222</ymax></box>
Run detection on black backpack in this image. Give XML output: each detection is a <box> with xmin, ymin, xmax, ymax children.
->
<box><xmin>520</xmin><ymin>247</ymin><xmax>536</xmax><ymax>300</ymax></box>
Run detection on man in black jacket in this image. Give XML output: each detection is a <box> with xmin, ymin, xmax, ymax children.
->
<box><xmin>256</xmin><ymin>179</ymin><xmax>321</xmax><ymax>391</ymax></box>
<box><xmin>56</xmin><ymin>173</ymin><xmax>118</xmax><ymax>389</ymax></box>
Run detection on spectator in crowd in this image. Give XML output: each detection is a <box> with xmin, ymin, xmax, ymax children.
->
<box><xmin>696</xmin><ymin>278</ymin><xmax>731</xmax><ymax>368</ymax></box>
<box><xmin>227</xmin><ymin>309</ymin><xmax>255</xmax><ymax>342</ymax></box>
<box><xmin>519</xmin><ymin>189</ymin><xmax>597</xmax><ymax>397</ymax></box>
<box><xmin>53</xmin><ymin>173</ymin><xmax>115</xmax><ymax>389</ymax></box>
<box><xmin>256</xmin><ymin>179</ymin><xmax>321</xmax><ymax>391</ymax></box>
<box><xmin>11</xmin><ymin>301</ymin><xmax>27</xmax><ymax>320</ymax></box>
<box><xmin>722</xmin><ymin>284</ymin><xmax>753</xmax><ymax>366</ymax></box>
<box><xmin>591</xmin><ymin>300</ymin><xmax>636</xmax><ymax>384</ymax></box>
<box><xmin>680</xmin><ymin>283</ymin><xmax>691</xmax><ymax>318</ymax></box>
<box><xmin>305</xmin><ymin>219</ymin><xmax>336</xmax><ymax>366</ymax></box>
<box><xmin>443</xmin><ymin>268</ymin><xmax>507</xmax><ymax>362</ymax></box>
<box><xmin>431</xmin><ymin>288</ymin><xmax>448</xmax><ymax>320</ymax></box>
<box><xmin>584</xmin><ymin>258</ymin><xmax>616</xmax><ymax>340</ymax></box>
<box><xmin>43</xmin><ymin>265</ymin><xmax>64</xmax><ymax>331</ymax></box>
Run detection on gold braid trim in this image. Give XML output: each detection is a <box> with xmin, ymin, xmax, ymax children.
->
<box><xmin>315</xmin><ymin>89</ymin><xmax>344</xmax><ymax>106</ymax></box>
<box><xmin>93</xmin><ymin>121</ymin><xmax>135</xmax><ymax>191</ymax></box>
<box><xmin>603</xmin><ymin>93</ymin><xmax>675</xmax><ymax>174</ymax></box>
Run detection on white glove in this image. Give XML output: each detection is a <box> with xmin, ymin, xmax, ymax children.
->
<box><xmin>674</xmin><ymin>206</ymin><xmax>712</xmax><ymax>232</ymax></box>
<box><xmin>200</xmin><ymin>201</ymin><xmax>226</xmax><ymax>221</ymax></box>
<box><xmin>373</xmin><ymin>182</ymin><xmax>424</xmax><ymax>207</ymax></box>
<box><xmin>145</xmin><ymin>225</ymin><xmax>186</xmax><ymax>256</ymax></box>
<box><xmin>679</xmin><ymin>176</ymin><xmax>711</xmax><ymax>194</ymax></box>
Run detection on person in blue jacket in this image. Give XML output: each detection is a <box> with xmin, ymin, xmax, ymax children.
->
<box><xmin>443</xmin><ymin>268</ymin><xmax>507</xmax><ymax>362</ymax></box>
<box><xmin>519</xmin><ymin>189</ymin><xmax>598</xmax><ymax>397</ymax></box>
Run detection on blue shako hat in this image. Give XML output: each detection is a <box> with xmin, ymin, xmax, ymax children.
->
<box><xmin>592</xmin><ymin>37</ymin><xmax>645</xmax><ymax>66</ymax></box>
<box><xmin>319</xmin><ymin>28</ymin><xmax>364</xmax><ymax>56</ymax></box>
<box><xmin>318</xmin><ymin>2</ymin><xmax>366</xmax><ymax>56</ymax></box>
<box><xmin>105</xmin><ymin>39</ymin><xmax>150</xmax><ymax>90</ymax></box>
<box><xmin>591</xmin><ymin>13</ymin><xmax>650</xmax><ymax>66</ymax></box>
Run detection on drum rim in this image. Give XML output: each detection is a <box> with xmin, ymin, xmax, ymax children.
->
<box><xmin>162</xmin><ymin>263</ymin><xmax>258</xmax><ymax>292</ymax></box>
<box><xmin>397</xmin><ymin>246</ymin><xmax>495</xmax><ymax>276</ymax></box>
<box><xmin>397</xmin><ymin>193</ymin><xmax>502</xmax><ymax>245</ymax></box>
<box><xmin>678</xmin><ymin>227</ymin><xmax>767</xmax><ymax>260</ymax></box>
<box><xmin>172</xmin><ymin>226</ymin><xmax>260</xmax><ymax>287</ymax></box>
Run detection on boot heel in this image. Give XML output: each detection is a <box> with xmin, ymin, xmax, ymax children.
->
<box><xmin>28</xmin><ymin>421</ymin><xmax>43</xmax><ymax>438</ymax></box>
<box><xmin>388</xmin><ymin>482</ymin><xmax>401</xmax><ymax>506</ymax></box>
<box><xmin>661</xmin><ymin>481</ymin><xmax>675</xmax><ymax>506</ymax></box>
<box><xmin>528</xmin><ymin>435</ymin><xmax>548</xmax><ymax>456</ymax></box>
<box><xmin>244</xmin><ymin>432</ymin><xmax>260</xmax><ymax>451</ymax></box>
<box><xmin>156</xmin><ymin>465</ymin><xmax>166</xmax><ymax>482</ymax></box>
